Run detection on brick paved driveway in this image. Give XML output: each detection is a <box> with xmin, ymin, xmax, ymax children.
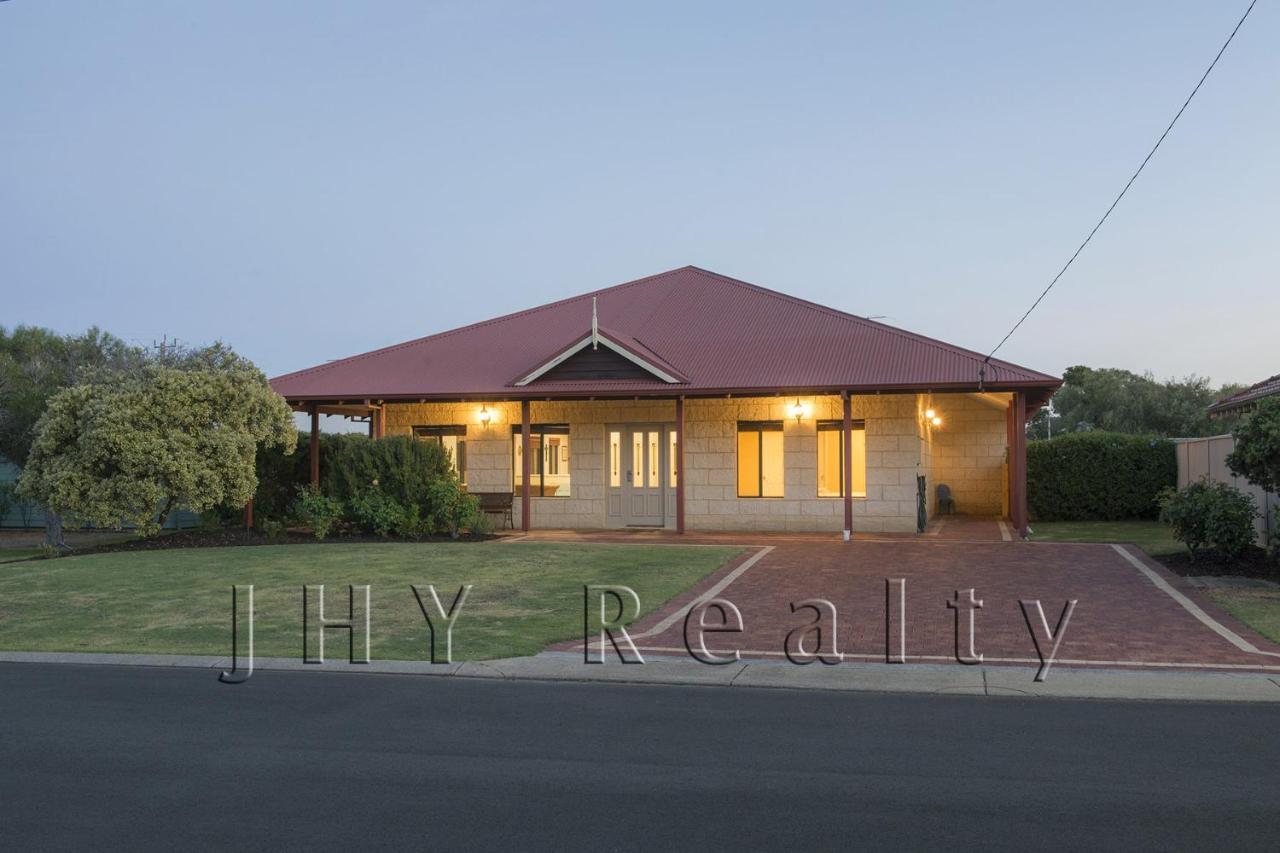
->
<box><xmin>571</xmin><ymin>539</ymin><xmax>1280</xmax><ymax>672</ymax></box>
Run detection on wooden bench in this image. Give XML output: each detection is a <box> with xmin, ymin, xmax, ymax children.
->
<box><xmin>474</xmin><ymin>492</ymin><xmax>514</xmax><ymax>529</ymax></box>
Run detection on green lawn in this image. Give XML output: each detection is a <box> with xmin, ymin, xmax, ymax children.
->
<box><xmin>0</xmin><ymin>548</ymin><xmax>46</xmax><ymax>565</ymax></box>
<box><xmin>0</xmin><ymin>542</ymin><xmax>740</xmax><ymax>661</ymax></box>
<box><xmin>1207</xmin><ymin>589</ymin><xmax>1280</xmax><ymax>644</ymax></box>
<box><xmin>1029</xmin><ymin>520</ymin><xmax>1183</xmax><ymax>556</ymax></box>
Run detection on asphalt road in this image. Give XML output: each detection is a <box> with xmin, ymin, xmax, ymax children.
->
<box><xmin>1</xmin><ymin>663</ymin><xmax>1277</xmax><ymax>851</ymax></box>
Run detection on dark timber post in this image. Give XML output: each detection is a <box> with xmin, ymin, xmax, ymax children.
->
<box><xmin>1011</xmin><ymin>391</ymin><xmax>1029</xmax><ymax>538</ymax></box>
<box><xmin>309</xmin><ymin>404</ymin><xmax>320</xmax><ymax>487</ymax></box>
<box><xmin>675</xmin><ymin>396</ymin><xmax>686</xmax><ymax>534</ymax></box>
<box><xmin>520</xmin><ymin>399</ymin><xmax>532</xmax><ymax>532</ymax></box>
<box><xmin>842</xmin><ymin>391</ymin><xmax>853</xmax><ymax>541</ymax></box>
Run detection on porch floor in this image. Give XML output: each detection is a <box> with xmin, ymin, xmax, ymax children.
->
<box><xmin>502</xmin><ymin>515</ymin><xmax>1008</xmax><ymax>544</ymax></box>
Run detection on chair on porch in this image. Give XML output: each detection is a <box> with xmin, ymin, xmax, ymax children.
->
<box><xmin>936</xmin><ymin>483</ymin><xmax>956</xmax><ymax>515</ymax></box>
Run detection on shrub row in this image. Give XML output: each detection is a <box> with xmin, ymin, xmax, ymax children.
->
<box><xmin>1027</xmin><ymin>431</ymin><xmax>1176</xmax><ymax>521</ymax></box>
<box><xmin>254</xmin><ymin>432</ymin><xmax>485</xmax><ymax>538</ymax></box>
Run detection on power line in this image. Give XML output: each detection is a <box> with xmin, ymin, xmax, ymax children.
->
<box><xmin>982</xmin><ymin>0</ymin><xmax>1259</xmax><ymax>376</ymax></box>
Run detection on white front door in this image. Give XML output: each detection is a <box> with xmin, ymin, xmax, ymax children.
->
<box><xmin>607</xmin><ymin>424</ymin><xmax>671</xmax><ymax>526</ymax></box>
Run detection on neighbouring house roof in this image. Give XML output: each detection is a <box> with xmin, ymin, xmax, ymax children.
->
<box><xmin>1208</xmin><ymin>373</ymin><xmax>1280</xmax><ymax>416</ymax></box>
<box><xmin>271</xmin><ymin>266</ymin><xmax>1061</xmax><ymax>403</ymax></box>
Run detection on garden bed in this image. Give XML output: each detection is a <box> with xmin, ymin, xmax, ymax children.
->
<box><xmin>64</xmin><ymin>526</ymin><xmax>495</xmax><ymax>556</ymax></box>
<box><xmin>1155</xmin><ymin>545</ymin><xmax>1277</xmax><ymax>580</ymax></box>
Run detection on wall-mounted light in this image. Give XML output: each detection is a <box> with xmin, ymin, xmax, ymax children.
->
<box><xmin>790</xmin><ymin>399</ymin><xmax>806</xmax><ymax>422</ymax></box>
<box><xmin>478</xmin><ymin>405</ymin><xmax>492</xmax><ymax>426</ymax></box>
<box><xmin>931</xmin><ymin>416</ymin><xmax>942</xmax><ymax>427</ymax></box>
<box><xmin>925</xmin><ymin>408</ymin><xmax>936</xmax><ymax>420</ymax></box>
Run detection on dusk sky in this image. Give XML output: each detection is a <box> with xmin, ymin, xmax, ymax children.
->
<box><xmin>3</xmin><ymin>2</ymin><xmax>1275</xmax><ymax>391</ymax></box>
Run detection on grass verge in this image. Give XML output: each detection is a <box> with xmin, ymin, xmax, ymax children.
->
<box><xmin>1206</xmin><ymin>589</ymin><xmax>1280</xmax><ymax>644</ymax></box>
<box><xmin>0</xmin><ymin>542</ymin><xmax>740</xmax><ymax>661</ymax></box>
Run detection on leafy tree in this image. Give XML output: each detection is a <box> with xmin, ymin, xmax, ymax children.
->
<box><xmin>1226</xmin><ymin>397</ymin><xmax>1280</xmax><ymax>495</ymax></box>
<box><xmin>0</xmin><ymin>326</ymin><xmax>144</xmax><ymax>546</ymax></box>
<box><xmin>1026</xmin><ymin>366</ymin><xmax>1243</xmax><ymax>440</ymax></box>
<box><xmin>17</xmin><ymin>344</ymin><xmax>296</xmax><ymax>536</ymax></box>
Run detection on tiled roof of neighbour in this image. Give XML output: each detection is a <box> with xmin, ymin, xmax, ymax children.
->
<box><xmin>1208</xmin><ymin>374</ymin><xmax>1280</xmax><ymax>414</ymax></box>
<box><xmin>271</xmin><ymin>266</ymin><xmax>1061</xmax><ymax>401</ymax></box>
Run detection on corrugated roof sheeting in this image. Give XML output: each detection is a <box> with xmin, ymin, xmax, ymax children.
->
<box><xmin>272</xmin><ymin>266</ymin><xmax>1060</xmax><ymax>399</ymax></box>
<box><xmin>1209</xmin><ymin>374</ymin><xmax>1280</xmax><ymax>414</ymax></box>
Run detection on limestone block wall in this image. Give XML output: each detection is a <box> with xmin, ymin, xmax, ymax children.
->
<box><xmin>923</xmin><ymin>392</ymin><xmax>1010</xmax><ymax>516</ymax></box>
<box><xmin>382</xmin><ymin>394</ymin><xmax>930</xmax><ymax>533</ymax></box>
<box><xmin>682</xmin><ymin>394</ymin><xmax>922</xmax><ymax>533</ymax></box>
<box><xmin>383</xmin><ymin>399</ymin><xmax>675</xmax><ymax>529</ymax></box>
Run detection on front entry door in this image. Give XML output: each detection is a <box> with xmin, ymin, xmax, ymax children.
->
<box><xmin>607</xmin><ymin>424</ymin><xmax>671</xmax><ymax>526</ymax></box>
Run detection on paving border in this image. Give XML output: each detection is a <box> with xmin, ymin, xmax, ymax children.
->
<box><xmin>2</xmin><ymin>649</ymin><xmax>1278</xmax><ymax>703</ymax></box>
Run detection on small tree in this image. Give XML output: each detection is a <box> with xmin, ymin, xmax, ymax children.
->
<box><xmin>1227</xmin><ymin>397</ymin><xmax>1280</xmax><ymax>495</ymax></box>
<box><xmin>17</xmin><ymin>345</ymin><xmax>296</xmax><ymax>535</ymax></box>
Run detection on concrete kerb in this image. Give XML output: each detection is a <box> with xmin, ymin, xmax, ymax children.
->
<box><xmin>2</xmin><ymin>649</ymin><xmax>1279</xmax><ymax>702</ymax></box>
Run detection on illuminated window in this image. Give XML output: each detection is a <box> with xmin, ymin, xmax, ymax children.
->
<box><xmin>817</xmin><ymin>420</ymin><xmax>866</xmax><ymax>498</ymax></box>
<box><xmin>737</xmin><ymin>421</ymin><xmax>784</xmax><ymax>498</ymax></box>
<box><xmin>512</xmin><ymin>425</ymin><xmax>571</xmax><ymax>497</ymax></box>
<box><xmin>413</xmin><ymin>425</ymin><xmax>466</xmax><ymax>485</ymax></box>
<box><xmin>648</xmin><ymin>431</ymin><xmax>659</xmax><ymax>487</ymax></box>
<box><xmin>609</xmin><ymin>431</ymin><xmax>621</xmax><ymax>488</ymax></box>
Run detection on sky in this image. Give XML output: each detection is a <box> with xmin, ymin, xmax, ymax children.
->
<box><xmin>2</xmin><ymin>1</ymin><xmax>1276</xmax><ymax>394</ymax></box>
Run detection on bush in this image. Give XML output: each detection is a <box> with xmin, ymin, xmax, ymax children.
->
<box><xmin>293</xmin><ymin>485</ymin><xmax>344</xmax><ymax>540</ymax></box>
<box><xmin>426</xmin><ymin>477</ymin><xmax>481</xmax><ymax>538</ymax></box>
<box><xmin>1227</xmin><ymin>397</ymin><xmax>1280</xmax><ymax>495</ymax></box>
<box><xmin>1158</xmin><ymin>481</ymin><xmax>1257</xmax><ymax>560</ymax></box>
<box><xmin>260</xmin><ymin>519</ymin><xmax>285</xmax><ymax>540</ymax></box>
<box><xmin>348</xmin><ymin>490</ymin><xmax>408</xmax><ymax>537</ymax></box>
<box><xmin>1027</xmin><ymin>432</ymin><xmax>1176</xmax><ymax>521</ymax></box>
<box><xmin>323</xmin><ymin>434</ymin><xmax>453</xmax><ymax>512</ymax></box>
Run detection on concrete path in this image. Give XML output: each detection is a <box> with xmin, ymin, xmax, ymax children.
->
<box><xmin>3</xmin><ymin>648</ymin><xmax>1278</xmax><ymax>703</ymax></box>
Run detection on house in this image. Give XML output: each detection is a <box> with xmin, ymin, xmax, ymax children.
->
<box><xmin>1208</xmin><ymin>373</ymin><xmax>1280</xmax><ymax>418</ymax></box>
<box><xmin>270</xmin><ymin>266</ymin><xmax>1060</xmax><ymax>537</ymax></box>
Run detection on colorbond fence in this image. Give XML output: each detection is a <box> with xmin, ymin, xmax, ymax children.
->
<box><xmin>1174</xmin><ymin>434</ymin><xmax>1276</xmax><ymax>546</ymax></box>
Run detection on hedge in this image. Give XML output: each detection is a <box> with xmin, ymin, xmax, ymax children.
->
<box><xmin>1027</xmin><ymin>432</ymin><xmax>1176</xmax><ymax>521</ymax></box>
<box><xmin>251</xmin><ymin>432</ymin><xmax>454</xmax><ymax>523</ymax></box>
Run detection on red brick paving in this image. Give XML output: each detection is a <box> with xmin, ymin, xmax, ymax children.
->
<box><xmin>547</xmin><ymin>536</ymin><xmax>1280</xmax><ymax>672</ymax></box>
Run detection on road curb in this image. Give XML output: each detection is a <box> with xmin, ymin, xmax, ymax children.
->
<box><xmin>2</xmin><ymin>649</ymin><xmax>1279</xmax><ymax>702</ymax></box>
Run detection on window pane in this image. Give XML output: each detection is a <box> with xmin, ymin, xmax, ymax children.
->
<box><xmin>633</xmin><ymin>433</ymin><xmax>643</xmax><ymax>488</ymax></box>
<box><xmin>817</xmin><ymin>429</ymin><xmax>842</xmax><ymax>497</ymax></box>
<box><xmin>512</xmin><ymin>435</ymin><xmax>523</xmax><ymax>490</ymax></box>
<box><xmin>737</xmin><ymin>430</ymin><xmax>760</xmax><ymax>497</ymax></box>
<box><xmin>610</xmin><ymin>431</ymin><xmax>621</xmax><ymax>488</ymax></box>
<box><xmin>761</xmin><ymin>429</ymin><xmax>784</xmax><ymax>497</ymax></box>
<box><xmin>850</xmin><ymin>428</ymin><xmax>866</xmax><ymax>498</ymax></box>
<box><xmin>668</xmin><ymin>431</ymin><xmax>678</xmax><ymax>488</ymax></box>
<box><xmin>545</xmin><ymin>435</ymin><xmax>569</xmax><ymax>497</ymax></box>
<box><xmin>647</xmin><ymin>431</ymin><xmax>659</xmax><ymax>487</ymax></box>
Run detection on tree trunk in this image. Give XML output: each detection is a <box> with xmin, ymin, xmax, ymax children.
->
<box><xmin>44</xmin><ymin>511</ymin><xmax>69</xmax><ymax>551</ymax></box>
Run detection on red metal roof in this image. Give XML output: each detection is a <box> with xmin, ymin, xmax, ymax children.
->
<box><xmin>271</xmin><ymin>266</ymin><xmax>1061</xmax><ymax>401</ymax></box>
<box><xmin>1208</xmin><ymin>373</ymin><xmax>1280</xmax><ymax>415</ymax></box>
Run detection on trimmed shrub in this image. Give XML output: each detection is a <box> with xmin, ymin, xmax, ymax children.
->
<box><xmin>1027</xmin><ymin>432</ymin><xmax>1175</xmax><ymax>521</ymax></box>
<box><xmin>322</xmin><ymin>434</ymin><xmax>453</xmax><ymax>512</ymax></box>
<box><xmin>1158</xmin><ymin>481</ymin><xmax>1257</xmax><ymax>559</ymax></box>
<box><xmin>348</xmin><ymin>490</ymin><xmax>409</xmax><ymax>537</ymax></box>
<box><xmin>293</xmin><ymin>485</ymin><xmax>344</xmax><ymax>540</ymax></box>
<box><xmin>426</xmin><ymin>477</ymin><xmax>481</xmax><ymax>539</ymax></box>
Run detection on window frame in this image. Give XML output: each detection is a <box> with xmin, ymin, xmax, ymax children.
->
<box><xmin>736</xmin><ymin>420</ymin><xmax>784</xmax><ymax>499</ymax></box>
<box><xmin>815</xmin><ymin>419</ymin><xmax>867</xmax><ymax>499</ymax></box>
<box><xmin>412</xmin><ymin>425</ymin><xmax>467</xmax><ymax>486</ymax></box>
<box><xmin>510</xmin><ymin>424</ymin><xmax>571</xmax><ymax>498</ymax></box>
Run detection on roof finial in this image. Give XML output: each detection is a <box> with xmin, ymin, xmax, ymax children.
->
<box><xmin>591</xmin><ymin>296</ymin><xmax>599</xmax><ymax>350</ymax></box>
